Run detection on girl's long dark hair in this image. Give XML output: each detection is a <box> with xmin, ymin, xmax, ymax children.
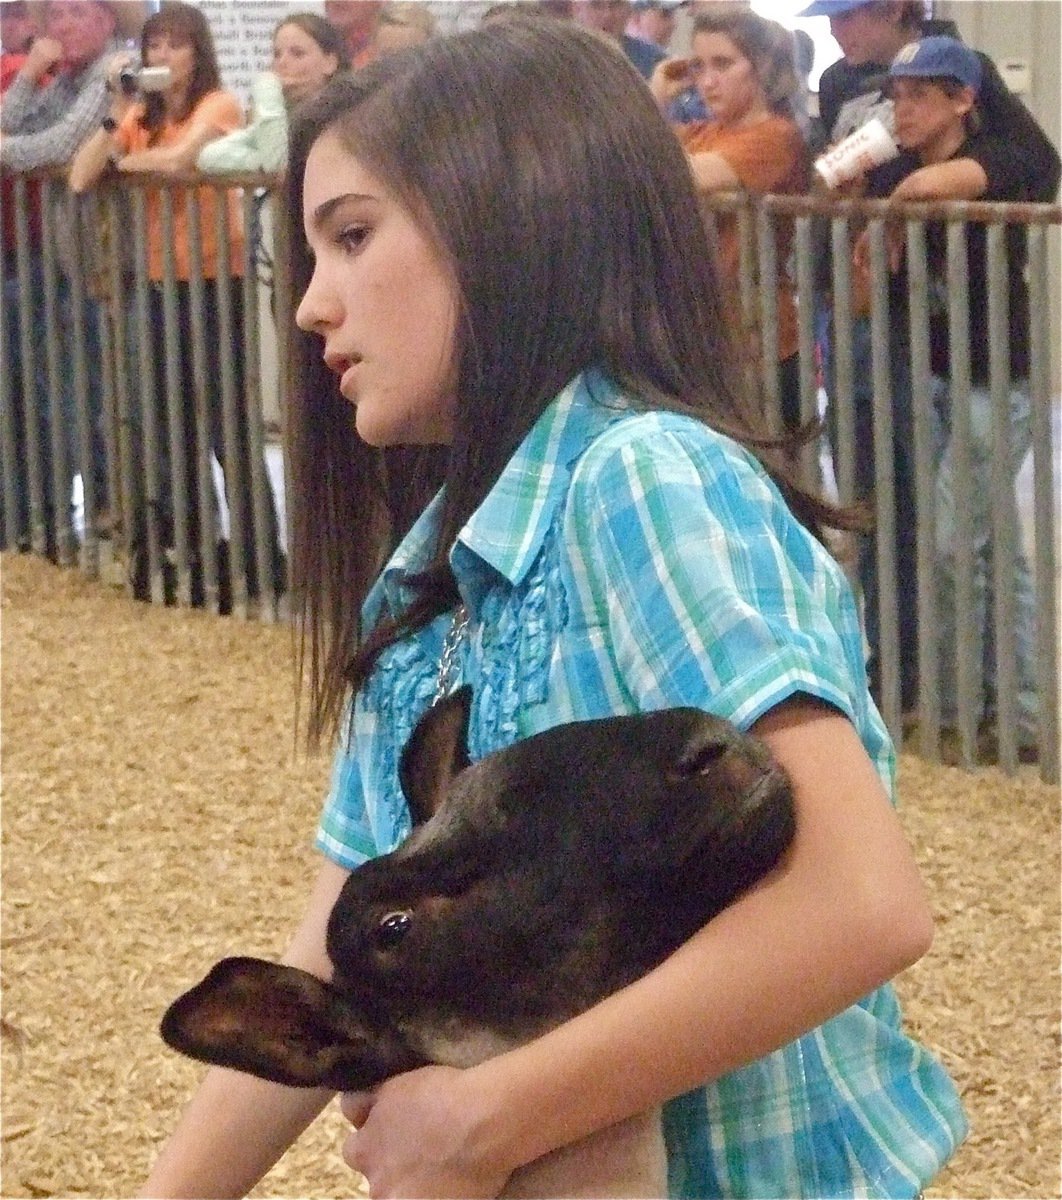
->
<box><xmin>140</xmin><ymin>1</ymin><xmax>222</xmax><ymax>141</ymax></box>
<box><xmin>285</xmin><ymin>17</ymin><xmax>863</xmax><ymax>744</ymax></box>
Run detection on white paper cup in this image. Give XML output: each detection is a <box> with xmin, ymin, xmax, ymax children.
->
<box><xmin>814</xmin><ymin>117</ymin><xmax>899</xmax><ymax>188</ymax></box>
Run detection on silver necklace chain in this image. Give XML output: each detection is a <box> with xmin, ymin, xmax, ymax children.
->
<box><xmin>434</xmin><ymin>603</ymin><xmax>470</xmax><ymax>704</ymax></box>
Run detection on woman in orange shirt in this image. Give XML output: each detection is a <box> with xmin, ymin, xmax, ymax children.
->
<box><xmin>653</xmin><ymin>8</ymin><xmax>809</xmax><ymax>438</ymax></box>
<box><xmin>71</xmin><ymin>1</ymin><xmax>280</xmax><ymax>608</ymax></box>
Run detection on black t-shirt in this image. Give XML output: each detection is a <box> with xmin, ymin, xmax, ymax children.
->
<box><xmin>869</xmin><ymin>133</ymin><xmax>1032</xmax><ymax>383</ymax></box>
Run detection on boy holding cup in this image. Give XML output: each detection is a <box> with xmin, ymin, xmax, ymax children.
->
<box><xmin>854</xmin><ymin>36</ymin><xmax>1042</xmax><ymax>759</ymax></box>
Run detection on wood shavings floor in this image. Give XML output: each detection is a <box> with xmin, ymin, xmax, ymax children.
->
<box><xmin>1</xmin><ymin>554</ymin><xmax>1058</xmax><ymax>1199</ymax></box>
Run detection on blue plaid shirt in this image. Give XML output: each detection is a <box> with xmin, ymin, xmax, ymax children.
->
<box><xmin>318</xmin><ymin>370</ymin><xmax>967</xmax><ymax>1198</ymax></box>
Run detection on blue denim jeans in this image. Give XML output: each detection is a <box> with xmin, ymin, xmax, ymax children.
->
<box><xmin>930</xmin><ymin>375</ymin><xmax>1038</xmax><ymax>740</ymax></box>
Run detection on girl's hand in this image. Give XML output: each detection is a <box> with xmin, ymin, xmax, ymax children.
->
<box><xmin>649</xmin><ymin>56</ymin><xmax>694</xmax><ymax>106</ymax></box>
<box><xmin>340</xmin><ymin>1066</ymin><xmax>513</xmax><ymax>1199</ymax></box>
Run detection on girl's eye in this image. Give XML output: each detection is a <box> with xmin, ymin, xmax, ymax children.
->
<box><xmin>337</xmin><ymin>225</ymin><xmax>370</xmax><ymax>255</ymax></box>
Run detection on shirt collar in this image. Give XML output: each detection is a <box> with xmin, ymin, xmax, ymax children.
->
<box><xmin>365</xmin><ymin>368</ymin><xmax>632</xmax><ymax>625</ymax></box>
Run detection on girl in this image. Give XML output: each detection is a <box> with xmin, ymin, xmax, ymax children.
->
<box><xmin>652</xmin><ymin>8</ymin><xmax>810</xmax><ymax>437</ymax></box>
<box><xmin>197</xmin><ymin>13</ymin><xmax>349</xmax><ymax>175</ymax></box>
<box><xmin>142</xmin><ymin>18</ymin><xmax>965</xmax><ymax>1199</ymax></box>
<box><xmin>70</xmin><ymin>0</ymin><xmax>282</xmax><ymax>607</ymax></box>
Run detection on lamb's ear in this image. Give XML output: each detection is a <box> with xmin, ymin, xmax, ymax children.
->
<box><xmin>399</xmin><ymin>685</ymin><xmax>472</xmax><ymax>824</ymax></box>
<box><xmin>160</xmin><ymin>957</ymin><xmax>412</xmax><ymax>1091</ymax></box>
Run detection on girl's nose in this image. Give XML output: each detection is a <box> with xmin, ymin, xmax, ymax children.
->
<box><xmin>295</xmin><ymin>268</ymin><xmax>340</xmax><ymax>333</ymax></box>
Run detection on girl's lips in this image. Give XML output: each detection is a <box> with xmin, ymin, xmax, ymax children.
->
<box><xmin>325</xmin><ymin>353</ymin><xmax>358</xmax><ymax>377</ymax></box>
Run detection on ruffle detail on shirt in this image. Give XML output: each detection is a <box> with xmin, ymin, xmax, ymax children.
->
<box><xmin>471</xmin><ymin>528</ymin><xmax>564</xmax><ymax>759</ymax></box>
<box><xmin>361</xmin><ymin>625</ymin><xmax>443</xmax><ymax>851</ymax></box>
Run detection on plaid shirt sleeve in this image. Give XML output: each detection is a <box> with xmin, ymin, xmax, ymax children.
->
<box><xmin>562</xmin><ymin>415</ymin><xmax>872</xmax><ymax>736</ymax></box>
<box><xmin>0</xmin><ymin>66</ymin><xmax>109</xmax><ymax>170</ymax></box>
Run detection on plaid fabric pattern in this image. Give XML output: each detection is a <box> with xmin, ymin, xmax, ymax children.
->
<box><xmin>0</xmin><ymin>45</ymin><xmax>117</xmax><ymax>171</ymax></box>
<box><xmin>317</xmin><ymin>370</ymin><xmax>966</xmax><ymax>1197</ymax></box>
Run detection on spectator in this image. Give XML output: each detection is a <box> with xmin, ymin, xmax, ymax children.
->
<box><xmin>140</xmin><ymin>19</ymin><xmax>965</xmax><ymax>1199</ymax></box>
<box><xmin>70</xmin><ymin>0</ymin><xmax>281</xmax><ymax>608</ymax></box>
<box><xmin>572</xmin><ymin>0</ymin><xmax>666</xmax><ymax>79</ymax></box>
<box><xmin>197</xmin><ymin>13</ymin><xmax>349</xmax><ymax>175</ymax></box>
<box><xmin>627</xmin><ymin>0</ymin><xmax>705</xmax><ymax>121</ymax></box>
<box><xmin>855</xmin><ymin>37</ymin><xmax>1045</xmax><ymax>758</ymax></box>
<box><xmin>367</xmin><ymin>2</ymin><xmax>436</xmax><ymax>58</ymax></box>
<box><xmin>0</xmin><ymin>0</ymin><xmax>141</xmax><ymax>555</ymax></box>
<box><xmin>323</xmin><ymin>0</ymin><xmax>384</xmax><ymax>69</ymax></box>
<box><xmin>0</xmin><ymin>0</ymin><xmax>43</xmax><ymax>551</ymax></box>
<box><xmin>625</xmin><ymin>0</ymin><xmax>683</xmax><ymax>50</ymax></box>
<box><xmin>652</xmin><ymin>6</ymin><xmax>809</xmax><ymax>437</ymax></box>
<box><xmin>804</xmin><ymin>0</ymin><xmax>1060</xmax><ymax>717</ymax></box>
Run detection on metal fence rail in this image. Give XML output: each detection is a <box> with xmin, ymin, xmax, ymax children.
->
<box><xmin>1</xmin><ymin>166</ymin><xmax>1059</xmax><ymax>781</ymax></box>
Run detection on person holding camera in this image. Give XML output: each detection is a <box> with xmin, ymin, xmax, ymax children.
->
<box><xmin>70</xmin><ymin>0</ymin><xmax>283</xmax><ymax>610</ymax></box>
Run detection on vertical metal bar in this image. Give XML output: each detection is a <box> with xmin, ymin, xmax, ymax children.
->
<box><xmin>987</xmin><ymin>222</ymin><xmax>1018</xmax><ymax>771</ymax></box>
<box><xmin>867</xmin><ymin>218</ymin><xmax>899</xmax><ymax>736</ymax></box>
<box><xmin>132</xmin><ymin>189</ymin><xmax>164</xmax><ymax>602</ymax></box>
<box><xmin>160</xmin><ymin>188</ymin><xmax>192</xmax><ymax>605</ymax></box>
<box><xmin>945</xmin><ymin>221</ymin><xmax>977</xmax><ymax>766</ymax></box>
<box><xmin>215</xmin><ymin>188</ymin><xmax>248</xmax><ymax>617</ymax></box>
<box><xmin>270</xmin><ymin>189</ymin><xmax>292</xmax><ymax>592</ymax></box>
<box><xmin>241</xmin><ymin>189</ymin><xmax>277</xmax><ymax>620</ymax></box>
<box><xmin>184</xmin><ymin>189</ymin><xmax>220</xmax><ymax>612</ymax></box>
<box><xmin>830</xmin><ymin>215</ymin><xmax>856</xmax><ymax>505</ymax></box>
<box><xmin>41</xmin><ymin>179</ymin><xmax>75</xmax><ymax>565</ymax></box>
<box><xmin>66</xmin><ymin>189</ymin><xmax>99</xmax><ymax>578</ymax></box>
<box><xmin>736</xmin><ymin>200</ymin><xmax>759</xmax><ymax>407</ymax></box>
<box><xmin>756</xmin><ymin>203</ymin><xmax>780</xmax><ymax>436</ymax></box>
<box><xmin>1026</xmin><ymin>224</ymin><xmax>1060</xmax><ymax>784</ymax></box>
<box><xmin>905</xmin><ymin>218</ymin><xmax>939</xmax><ymax>754</ymax></box>
<box><xmin>794</xmin><ymin>215</ymin><xmax>819</xmax><ymax>490</ymax></box>
<box><xmin>104</xmin><ymin>188</ymin><xmax>137</xmax><ymax>586</ymax></box>
<box><xmin>0</xmin><ymin>182</ymin><xmax>21</xmax><ymax>548</ymax></box>
<box><xmin>89</xmin><ymin>190</ymin><xmax>122</xmax><ymax>569</ymax></box>
<box><xmin>14</xmin><ymin>175</ymin><xmax>46</xmax><ymax>556</ymax></box>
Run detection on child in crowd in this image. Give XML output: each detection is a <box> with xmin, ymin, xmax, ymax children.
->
<box><xmin>855</xmin><ymin>36</ymin><xmax>1042</xmax><ymax>757</ymax></box>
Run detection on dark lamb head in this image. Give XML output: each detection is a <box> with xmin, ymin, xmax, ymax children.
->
<box><xmin>160</xmin><ymin>688</ymin><xmax>795</xmax><ymax>1091</ymax></box>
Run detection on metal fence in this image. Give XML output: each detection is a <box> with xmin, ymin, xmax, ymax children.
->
<box><xmin>1</xmin><ymin>166</ymin><xmax>1059</xmax><ymax>781</ymax></box>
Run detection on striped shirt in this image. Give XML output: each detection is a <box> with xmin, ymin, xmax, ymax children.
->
<box><xmin>318</xmin><ymin>369</ymin><xmax>967</xmax><ymax>1197</ymax></box>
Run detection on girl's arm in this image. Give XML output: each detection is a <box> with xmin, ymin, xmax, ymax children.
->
<box><xmin>68</xmin><ymin>61</ymin><xmax>138</xmax><ymax>194</ymax></box>
<box><xmin>687</xmin><ymin>149</ymin><xmax>742</xmax><ymax>192</ymax></box>
<box><xmin>139</xmin><ymin>858</ymin><xmax>351</xmax><ymax>1199</ymax></box>
<box><xmin>342</xmin><ymin>695</ymin><xmax>933</xmax><ymax>1198</ymax></box>
<box><xmin>121</xmin><ymin>94</ymin><xmax>244</xmax><ymax>176</ymax></box>
<box><xmin>119</xmin><ymin>116</ymin><xmax>231</xmax><ymax>176</ymax></box>
<box><xmin>68</xmin><ymin>125</ymin><xmax>120</xmax><ymax>194</ymax></box>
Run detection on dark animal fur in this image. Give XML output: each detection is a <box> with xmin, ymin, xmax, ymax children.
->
<box><xmin>161</xmin><ymin>687</ymin><xmax>795</xmax><ymax>1093</ymax></box>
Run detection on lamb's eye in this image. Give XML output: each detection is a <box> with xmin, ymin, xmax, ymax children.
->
<box><xmin>374</xmin><ymin>909</ymin><xmax>413</xmax><ymax>950</ymax></box>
